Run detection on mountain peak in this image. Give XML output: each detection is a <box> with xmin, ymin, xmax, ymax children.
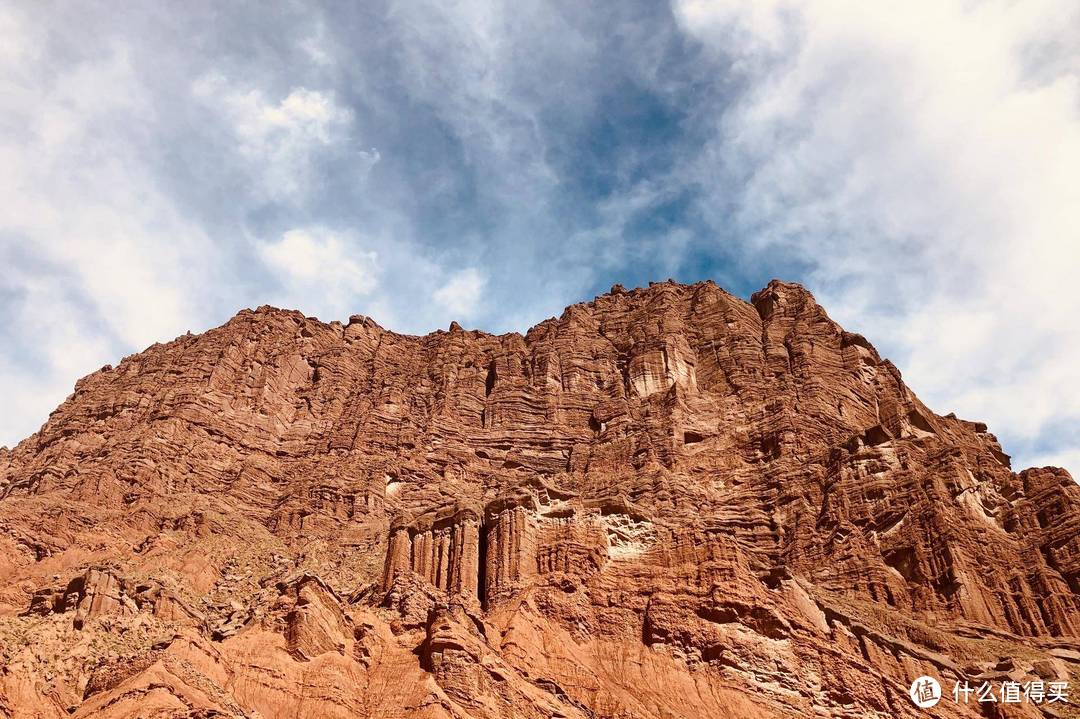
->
<box><xmin>1</xmin><ymin>279</ymin><xmax>1077</xmax><ymax>718</ymax></box>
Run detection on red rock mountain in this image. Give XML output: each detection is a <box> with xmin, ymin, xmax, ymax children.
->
<box><xmin>2</xmin><ymin>280</ymin><xmax>1079</xmax><ymax>718</ymax></box>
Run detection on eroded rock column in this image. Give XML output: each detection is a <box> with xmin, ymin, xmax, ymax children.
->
<box><xmin>382</xmin><ymin>506</ymin><xmax>481</xmax><ymax>602</ymax></box>
<box><xmin>484</xmin><ymin>501</ymin><xmax>538</xmax><ymax>602</ymax></box>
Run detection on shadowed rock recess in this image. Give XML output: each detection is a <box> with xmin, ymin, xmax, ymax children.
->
<box><xmin>2</xmin><ymin>279</ymin><xmax>1080</xmax><ymax>718</ymax></box>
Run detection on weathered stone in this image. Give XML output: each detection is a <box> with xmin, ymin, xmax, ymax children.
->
<box><xmin>1</xmin><ymin>279</ymin><xmax>1078</xmax><ymax>718</ymax></box>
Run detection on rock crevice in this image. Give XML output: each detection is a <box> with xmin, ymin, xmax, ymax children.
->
<box><xmin>2</xmin><ymin>279</ymin><xmax>1079</xmax><ymax>719</ymax></box>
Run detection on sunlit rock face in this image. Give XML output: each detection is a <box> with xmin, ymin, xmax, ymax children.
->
<box><xmin>1</xmin><ymin>279</ymin><xmax>1079</xmax><ymax>718</ymax></box>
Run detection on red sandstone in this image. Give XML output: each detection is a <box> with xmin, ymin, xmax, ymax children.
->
<box><xmin>1</xmin><ymin>280</ymin><xmax>1078</xmax><ymax>718</ymax></box>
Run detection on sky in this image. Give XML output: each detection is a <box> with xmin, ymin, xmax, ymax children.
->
<box><xmin>1</xmin><ymin>1</ymin><xmax>1078</xmax><ymax>473</ymax></box>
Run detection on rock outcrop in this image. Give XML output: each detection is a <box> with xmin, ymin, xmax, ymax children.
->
<box><xmin>1</xmin><ymin>279</ymin><xmax>1079</xmax><ymax>718</ymax></box>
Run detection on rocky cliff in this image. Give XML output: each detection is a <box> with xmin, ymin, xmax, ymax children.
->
<box><xmin>1</xmin><ymin>279</ymin><xmax>1079</xmax><ymax>718</ymax></box>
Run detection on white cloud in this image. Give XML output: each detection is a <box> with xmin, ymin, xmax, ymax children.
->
<box><xmin>0</xmin><ymin>12</ymin><xmax>219</xmax><ymax>446</ymax></box>
<box><xmin>300</xmin><ymin>17</ymin><xmax>334</xmax><ymax>67</ymax></box>
<box><xmin>1026</xmin><ymin>448</ymin><xmax>1080</xmax><ymax>473</ymax></box>
<box><xmin>433</xmin><ymin>268</ymin><xmax>486</xmax><ymax>319</ymax></box>
<box><xmin>0</xmin><ymin>278</ymin><xmax>116</xmax><ymax>446</ymax></box>
<box><xmin>260</xmin><ymin>228</ymin><xmax>379</xmax><ymax>322</ymax></box>
<box><xmin>192</xmin><ymin>74</ymin><xmax>376</xmax><ymax>201</ymax></box>
<box><xmin>384</xmin><ymin>0</ymin><xmax>563</xmax><ymax>205</ymax></box>
<box><xmin>0</xmin><ymin>43</ymin><xmax>210</xmax><ymax>347</ymax></box>
<box><xmin>674</xmin><ymin>0</ymin><xmax>1080</xmax><ymax>471</ymax></box>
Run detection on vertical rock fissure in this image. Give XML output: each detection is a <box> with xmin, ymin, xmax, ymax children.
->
<box><xmin>477</xmin><ymin>516</ymin><xmax>489</xmax><ymax>608</ymax></box>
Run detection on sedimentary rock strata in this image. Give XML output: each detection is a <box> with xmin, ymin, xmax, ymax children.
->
<box><xmin>1</xmin><ymin>279</ymin><xmax>1079</xmax><ymax>718</ymax></box>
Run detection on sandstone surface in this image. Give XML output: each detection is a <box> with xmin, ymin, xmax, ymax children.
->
<box><xmin>2</xmin><ymin>279</ymin><xmax>1079</xmax><ymax>718</ymax></box>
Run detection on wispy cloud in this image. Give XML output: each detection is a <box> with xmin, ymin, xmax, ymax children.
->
<box><xmin>674</xmin><ymin>0</ymin><xmax>1080</xmax><ymax>464</ymax></box>
<box><xmin>433</xmin><ymin>268</ymin><xmax>486</xmax><ymax>319</ymax></box>
<box><xmin>0</xmin><ymin>8</ymin><xmax>220</xmax><ymax>443</ymax></box>
<box><xmin>192</xmin><ymin>74</ymin><xmax>376</xmax><ymax>202</ymax></box>
<box><xmin>260</xmin><ymin>228</ymin><xmax>379</xmax><ymax>321</ymax></box>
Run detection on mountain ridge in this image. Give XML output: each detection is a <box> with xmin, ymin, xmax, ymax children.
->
<box><xmin>1</xmin><ymin>278</ymin><xmax>1078</xmax><ymax>718</ymax></box>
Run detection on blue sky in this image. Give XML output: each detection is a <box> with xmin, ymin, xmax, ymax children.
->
<box><xmin>2</xmin><ymin>0</ymin><xmax>1079</xmax><ymax>473</ymax></box>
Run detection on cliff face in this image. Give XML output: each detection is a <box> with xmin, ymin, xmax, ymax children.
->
<box><xmin>1</xmin><ymin>279</ymin><xmax>1079</xmax><ymax>718</ymax></box>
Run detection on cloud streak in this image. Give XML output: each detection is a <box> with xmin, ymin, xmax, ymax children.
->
<box><xmin>260</xmin><ymin>228</ymin><xmax>380</xmax><ymax>321</ymax></box>
<box><xmin>193</xmin><ymin>75</ymin><xmax>376</xmax><ymax>202</ymax></box>
<box><xmin>674</xmin><ymin>0</ymin><xmax>1080</xmax><ymax>466</ymax></box>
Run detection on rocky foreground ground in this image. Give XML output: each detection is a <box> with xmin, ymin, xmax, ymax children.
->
<box><xmin>2</xmin><ymin>279</ymin><xmax>1080</xmax><ymax>718</ymax></box>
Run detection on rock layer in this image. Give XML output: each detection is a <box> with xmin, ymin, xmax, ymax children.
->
<box><xmin>1</xmin><ymin>279</ymin><xmax>1079</xmax><ymax>718</ymax></box>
